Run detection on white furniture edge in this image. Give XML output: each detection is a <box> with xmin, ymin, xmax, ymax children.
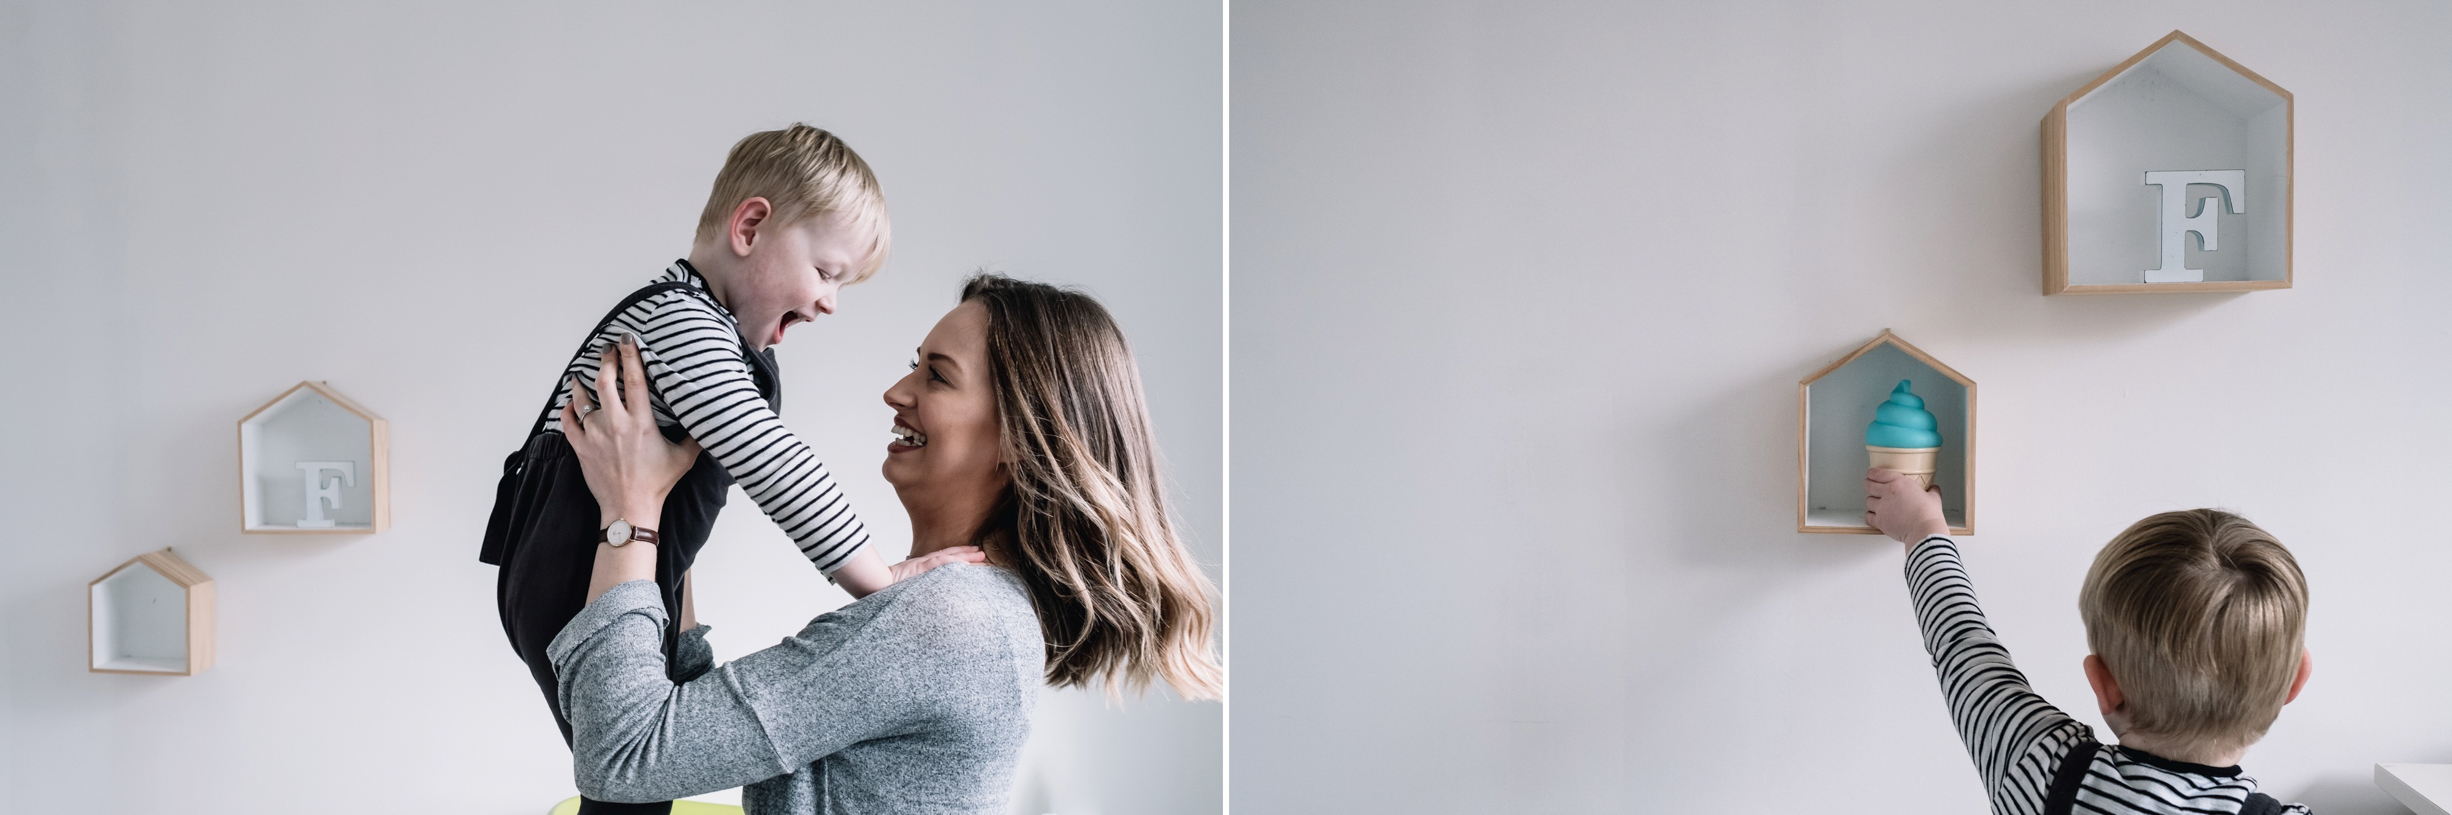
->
<box><xmin>2377</xmin><ymin>763</ymin><xmax>2452</xmax><ymax>815</ymax></box>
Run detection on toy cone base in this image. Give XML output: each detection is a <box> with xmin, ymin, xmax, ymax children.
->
<box><xmin>1867</xmin><ymin>445</ymin><xmax>1940</xmax><ymax>489</ymax></box>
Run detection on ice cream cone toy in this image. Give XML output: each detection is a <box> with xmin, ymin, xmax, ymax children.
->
<box><xmin>1866</xmin><ymin>379</ymin><xmax>1943</xmax><ymax>489</ymax></box>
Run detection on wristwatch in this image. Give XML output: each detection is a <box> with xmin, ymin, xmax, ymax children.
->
<box><xmin>604</xmin><ymin>518</ymin><xmax>659</xmax><ymax>548</ymax></box>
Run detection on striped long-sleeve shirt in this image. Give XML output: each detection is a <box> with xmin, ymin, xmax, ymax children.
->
<box><xmin>542</xmin><ymin>261</ymin><xmax>868</xmax><ymax>573</ymax></box>
<box><xmin>1905</xmin><ymin>536</ymin><xmax>2309</xmax><ymax>815</ymax></box>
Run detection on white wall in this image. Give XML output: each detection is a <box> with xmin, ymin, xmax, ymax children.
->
<box><xmin>1232</xmin><ymin>2</ymin><xmax>2450</xmax><ymax>813</ymax></box>
<box><xmin>0</xmin><ymin>2</ymin><xmax>1220</xmax><ymax>813</ymax></box>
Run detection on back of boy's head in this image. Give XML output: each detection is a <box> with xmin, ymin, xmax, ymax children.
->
<box><xmin>695</xmin><ymin>123</ymin><xmax>891</xmax><ymax>281</ymax></box>
<box><xmin>2079</xmin><ymin>509</ymin><xmax>2308</xmax><ymax>754</ymax></box>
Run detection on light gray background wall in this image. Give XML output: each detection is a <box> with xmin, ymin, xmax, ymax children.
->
<box><xmin>0</xmin><ymin>2</ymin><xmax>1219</xmax><ymax>813</ymax></box>
<box><xmin>1233</xmin><ymin>2</ymin><xmax>2449</xmax><ymax>813</ymax></box>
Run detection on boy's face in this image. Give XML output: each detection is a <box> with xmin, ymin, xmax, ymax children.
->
<box><xmin>730</xmin><ymin>207</ymin><xmax>872</xmax><ymax>351</ymax></box>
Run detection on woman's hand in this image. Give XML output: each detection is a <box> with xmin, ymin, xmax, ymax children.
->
<box><xmin>562</xmin><ymin>333</ymin><xmax>702</xmax><ymax>529</ymax></box>
<box><xmin>564</xmin><ymin>334</ymin><xmax>701</xmax><ymax>603</ymax></box>
<box><xmin>1864</xmin><ymin>467</ymin><xmax>1952</xmax><ymax>546</ymax></box>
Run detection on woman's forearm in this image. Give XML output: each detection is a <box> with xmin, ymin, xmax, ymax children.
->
<box><xmin>564</xmin><ymin>334</ymin><xmax>698</xmax><ymax>604</ymax></box>
<box><xmin>550</xmin><ymin>581</ymin><xmax>788</xmax><ymax>802</ymax></box>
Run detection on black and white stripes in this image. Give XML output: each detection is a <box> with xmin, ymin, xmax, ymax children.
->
<box><xmin>543</xmin><ymin>261</ymin><xmax>868</xmax><ymax>573</ymax></box>
<box><xmin>1905</xmin><ymin>536</ymin><xmax>2307</xmax><ymax>815</ymax></box>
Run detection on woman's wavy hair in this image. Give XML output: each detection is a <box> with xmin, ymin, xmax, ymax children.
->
<box><xmin>962</xmin><ymin>273</ymin><xmax>1223</xmax><ymax>700</ymax></box>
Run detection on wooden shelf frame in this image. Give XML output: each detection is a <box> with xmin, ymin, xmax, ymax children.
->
<box><xmin>1797</xmin><ymin>330</ymin><xmax>1976</xmax><ymax>535</ymax></box>
<box><xmin>237</xmin><ymin>380</ymin><xmax>390</xmax><ymax>534</ymax></box>
<box><xmin>89</xmin><ymin>549</ymin><xmax>215</xmax><ymax>676</ymax></box>
<box><xmin>2043</xmin><ymin>30</ymin><xmax>2294</xmax><ymax>295</ymax></box>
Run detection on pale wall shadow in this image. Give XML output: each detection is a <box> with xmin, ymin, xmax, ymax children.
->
<box><xmin>1653</xmin><ymin>355</ymin><xmax>1889</xmax><ymax>573</ymax></box>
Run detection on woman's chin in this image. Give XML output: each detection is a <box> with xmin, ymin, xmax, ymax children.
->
<box><xmin>880</xmin><ymin>453</ymin><xmax>918</xmax><ymax>488</ymax></box>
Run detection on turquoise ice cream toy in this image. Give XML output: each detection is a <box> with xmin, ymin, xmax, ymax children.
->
<box><xmin>1865</xmin><ymin>380</ymin><xmax>1943</xmax><ymax>448</ymax></box>
<box><xmin>1866</xmin><ymin>380</ymin><xmax>1943</xmax><ymax>489</ymax></box>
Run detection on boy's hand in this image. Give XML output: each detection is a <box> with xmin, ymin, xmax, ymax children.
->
<box><xmin>1864</xmin><ymin>467</ymin><xmax>1952</xmax><ymax>546</ymax></box>
<box><xmin>831</xmin><ymin>547</ymin><xmax>989</xmax><ymax>598</ymax></box>
<box><xmin>890</xmin><ymin>546</ymin><xmax>988</xmax><ymax>583</ymax></box>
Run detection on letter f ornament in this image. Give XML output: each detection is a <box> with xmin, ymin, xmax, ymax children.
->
<box><xmin>2143</xmin><ymin>170</ymin><xmax>2246</xmax><ymax>283</ymax></box>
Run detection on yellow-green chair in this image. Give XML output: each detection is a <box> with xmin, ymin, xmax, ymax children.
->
<box><xmin>547</xmin><ymin>797</ymin><xmax>744</xmax><ymax>815</ymax></box>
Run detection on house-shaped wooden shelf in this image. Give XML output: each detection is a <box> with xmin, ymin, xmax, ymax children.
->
<box><xmin>2043</xmin><ymin>30</ymin><xmax>2292</xmax><ymax>294</ymax></box>
<box><xmin>1798</xmin><ymin>331</ymin><xmax>1974</xmax><ymax>535</ymax></box>
<box><xmin>89</xmin><ymin>549</ymin><xmax>215</xmax><ymax>675</ymax></box>
<box><xmin>239</xmin><ymin>381</ymin><xmax>389</xmax><ymax>534</ymax></box>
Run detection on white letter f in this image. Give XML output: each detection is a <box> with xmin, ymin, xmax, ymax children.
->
<box><xmin>2143</xmin><ymin>170</ymin><xmax>2246</xmax><ymax>284</ymax></box>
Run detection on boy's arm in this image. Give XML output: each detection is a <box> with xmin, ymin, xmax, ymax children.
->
<box><xmin>1869</xmin><ymin>469</ymin><xmax>2088</xmax><ymax>812</ymax></box>
<box><xmin>576</xmin><ymin>328</ymin><xmax>985</xmax><ymax>598</ymax></box>
<box><xmin>618</xmin><ymin>299</ymin><xmax>875</xmax><ymax>581</ymax></box>
<box><xmin>1905</xmin><ymin>536</ymin><xmax>2088</xmax><ymax>807</ymax></box>
<box><xmin>829</xmin><ymin>551</ymin><xmax>895</xmax><ymax>596</ymax></box>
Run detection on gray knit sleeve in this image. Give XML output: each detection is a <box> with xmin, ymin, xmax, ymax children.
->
<box><xmin>548</xmin><ymin>581</ymin><xmax>790</xmax><ymax>803</ymax></box>
<box><xmin>673</xmin><ymin>624</ymin><xmax>715</xmax><ymax>684</ymax></box>
<box><xmin>546</xmin><ymin>574</ymin><xmax>1012</xmax><ymax>804</ymax></box>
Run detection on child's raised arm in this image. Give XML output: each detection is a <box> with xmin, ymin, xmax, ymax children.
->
<box><xmin>539</xmin><ymin>290</ymin><xmax>886</xmax><ymax>590</ymax></box>
<box><xmin>572</xmin><ymin>323</ymin><xmax>976</xmax><ymax>597</ymax></box>
<box><xmin>615</xmin><ymin>309</ymin><xmax>870</xmax><ymax>571</ymax></box>
<box><xmin>1871</xmin><ymin>469</ymin><xmax>2092</xmax><ymax>814</ymax></box>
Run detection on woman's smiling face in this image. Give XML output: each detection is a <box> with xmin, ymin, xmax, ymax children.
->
<box><xmin>883</xmin><ymin>300</ymin><xmax>1006</xmax><ymax>520</ymax></box>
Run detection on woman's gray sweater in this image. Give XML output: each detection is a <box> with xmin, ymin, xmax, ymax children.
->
<box><xmin>548</xmin><ymin>563</ymin><xmax>1043</xmax><ymax>814</ymax></box>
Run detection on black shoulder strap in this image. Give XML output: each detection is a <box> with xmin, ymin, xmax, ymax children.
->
<box><xmin>2239</xmin><ymin>792</ymin><xmax>2285</xmax><ymax>815</ymax></box>
<box><xmin>2042</xmin><ymin>736</ymin><xmax>2102</xmax><ymax>815</ymax></box>
<box><xmin>521</xmin><ymin>281</ymin><xmax>697</xmax><ymax>440</ymax></box>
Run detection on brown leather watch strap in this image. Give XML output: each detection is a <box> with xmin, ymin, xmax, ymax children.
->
<box><xmin>604</xmin><ymin>518</ymin><xmax>660</xmax><ymax>547</ymax></box>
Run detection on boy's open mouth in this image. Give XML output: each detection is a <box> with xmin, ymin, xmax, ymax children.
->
<box><xmin>772</xmin><ymin>312</ymin><xmax>806</xmax><ymax>346</ymax></box>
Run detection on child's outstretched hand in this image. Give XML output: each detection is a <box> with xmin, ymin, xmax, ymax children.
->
<box><xmin>889</xmin><ymin>547</ymin><xmax>988</xmax><ymax>583</ymax></box>
<box><xmin>1864</xmin><ymin>468</ymin><xmax>1951</xmax><ymax>546</ymax></box>
<box><xmin>832</xmin><ymin>547</ymin><xmax>989</xmax><ymax>598</ymax></box>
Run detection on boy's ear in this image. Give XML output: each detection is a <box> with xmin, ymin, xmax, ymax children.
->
<box><xmin>2285</xmin><ymin>648</ymin><xmax>2313</xmax><ymax>704</ymax></box>
<box><xmin>729</xmin><ymin>197</ymin><xmax>774</xmax><ymax>257</ymax></box>
<box><xmin>2083</xmin><ymin>654</ymin><xmax>2125</xmax><ymax>717</ymax></box>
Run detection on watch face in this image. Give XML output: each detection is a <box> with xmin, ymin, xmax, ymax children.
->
<box><xmin>607</xmin><ymin>519</ymin><xmax>633</xmax><ymax>547</ymax></box>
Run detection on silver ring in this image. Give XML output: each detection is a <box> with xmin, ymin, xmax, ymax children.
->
<box><xmin>577</xmin><ymin>404</ymin><xmax>598</xmax><ymax>421</ymax></box>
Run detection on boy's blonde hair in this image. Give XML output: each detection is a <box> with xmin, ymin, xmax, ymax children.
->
<box><xmin>2079</xmin><ymin>509</ymin><xmax>2307</xmax><ymax>754</ymax></box>
<box><xmin>694</xmin><ymin>123</ymin><xmax>891</xmax><ymax>281</ymax></box>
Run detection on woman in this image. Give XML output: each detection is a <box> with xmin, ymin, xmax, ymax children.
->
<box><xmin>547</xmin><ymin>274</ymin><xmax>1223</xmax><ymax>813</ymax></box>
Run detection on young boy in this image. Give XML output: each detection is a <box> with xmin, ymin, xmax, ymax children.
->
<box><xmin>1865</xmin><ymin>469</ymin><xmax>2314</xmax><ymax>815</ymax></box>
<box><xmin>480</xmin><ymin>125</ymin><xmax>935</xmax><ymax>790</ymax></box>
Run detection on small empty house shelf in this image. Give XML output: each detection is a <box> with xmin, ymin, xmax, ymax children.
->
<box><xmin>239</xmin><ymin>381</ymin><xmax>390</xmax><ymax>534</ymax></box>
<box><xmin>1797</xmin><ymin>330</ymin><xmax>1975</xmax><ymax>535</ymax></box>
<box><xmin>90</xmin><ymin>549</ymin><xmax>215</xmax><ymax>675</ymax></box>
<box><xmin>2043</xmin><ymin>30</ymin><xmax>2293</xmax><ymax>294</ymax></box>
